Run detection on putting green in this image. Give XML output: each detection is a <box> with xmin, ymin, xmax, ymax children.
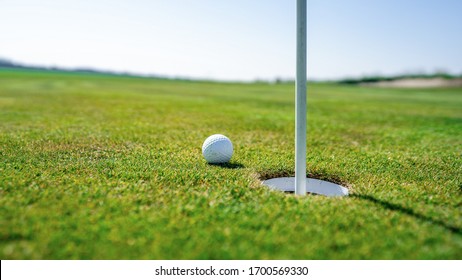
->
<box><xmin>1</xmin><ymin>69</ymin><xmax>461</xmax><ymax>259</ymax></box>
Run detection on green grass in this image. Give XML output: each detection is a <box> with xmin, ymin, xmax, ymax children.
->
<box><xmin>1</xmin><ymin>69</ymin><xmax>461</xmax><ymax>259</ymax></box>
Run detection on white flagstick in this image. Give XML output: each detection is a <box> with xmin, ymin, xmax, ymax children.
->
<box><xmin>262</xmin><ymin>0</ymin><xmax>348</xmax><ymax>197</ymax></box>
<box><xmin>295</xmin><ymin>0</ymin><xmax>307</xmax><ymax>195</ymax></box>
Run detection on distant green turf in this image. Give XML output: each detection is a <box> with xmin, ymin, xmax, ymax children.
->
<box><xmin>1</xmin><ymin>69</ymin><xmax>461</xmax><ymax>259</ymax></box>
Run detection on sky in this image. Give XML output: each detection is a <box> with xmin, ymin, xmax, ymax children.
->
<box><xmin>1</xmin><ymin>0</ymin><xmax>461</xmax><ymax>81</ymax></box>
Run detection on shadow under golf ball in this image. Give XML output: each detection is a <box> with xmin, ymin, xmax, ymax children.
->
<box><xmin>207</xmin><ymin>162</ymin><xmax>245</xmax><ymax>169</ymax></box>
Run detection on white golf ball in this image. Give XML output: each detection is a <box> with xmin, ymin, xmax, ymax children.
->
<box><xmin>202</xmin><ymin>134</ymin><xmax>233</xmax><ymax>164</ymax></box>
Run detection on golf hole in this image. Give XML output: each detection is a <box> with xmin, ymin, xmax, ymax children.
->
<box><xmin>260</xmin><ymin>172</ymin><xmax>350</xmax><ymax>197</ymax></box>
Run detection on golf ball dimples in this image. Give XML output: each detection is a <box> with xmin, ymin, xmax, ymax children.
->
<box><xmin>202</xmin><ymin>134</ymin><xmax>233</xmax><ymax>164</ymax></box>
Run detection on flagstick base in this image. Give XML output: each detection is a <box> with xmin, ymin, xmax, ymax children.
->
<box><xmin>262</xmin><ymin>177</ymin><xmax>348</xmax><ymax>197</ymax></box>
